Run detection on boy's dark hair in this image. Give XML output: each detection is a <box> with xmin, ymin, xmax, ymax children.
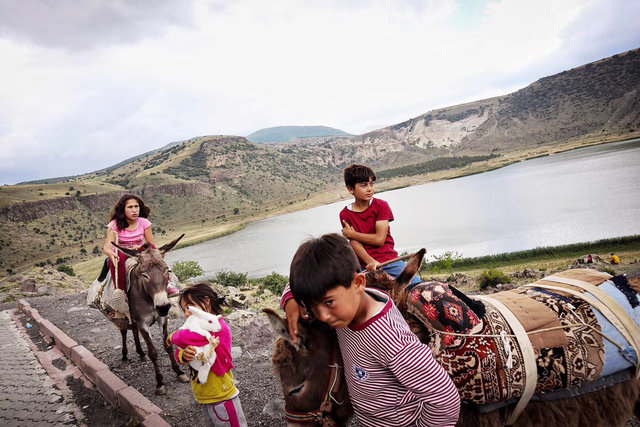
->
<box><xmin>178</xmin><ymin>283</ymin><xmax>224</xmax><ymax>315</ymax></box>
<box><xmin>343</xmin><ymin>164</ymin><xmax>376</xmax><ymax>189</ymax></box>
<box><xmin>289</xmin><ymin>233</ymin><xmax>360</xmax><ymax>310</ymax></box>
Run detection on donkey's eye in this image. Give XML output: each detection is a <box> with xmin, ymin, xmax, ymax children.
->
<box><xmin>289</xmin><ymin>385</ymin><xmax>303</xmax><ymax>396</ymax></box>
<box><xmin>141</xmin><ymin>273</ymin><xmax>150</xmax><ymax>280</ymax></box>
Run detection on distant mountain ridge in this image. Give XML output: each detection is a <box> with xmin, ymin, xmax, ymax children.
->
<box><xmin>246</xmin><ymin>125</ymin><xmax>351</xmax><ymax>143</ymax></box>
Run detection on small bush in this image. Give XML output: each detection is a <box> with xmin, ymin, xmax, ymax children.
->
<box><xmin>172</xmin><ymin>260</ymin><xmax>204</xmax><ymax>282</ymax></box>
<box><xmin>430</xmin><ymin>251</ymin><xmax>463</xmax><ymax>274</ymax></box>
<box><xmin>214</xmin><ymin>270</ymin><xmax>248</xmax><ymax>288</ymax></box>
<box><xmin>261</xmin><ymin>271</ymin><xmax>288</xmax><ymax>295</ymax></box>
<box><xmin>478</xmin><ymin>269</ymin><xmax>511</xmax><ymax>290</ymax></box>
<box><xmin>57</xmin><ymin>264</ymin><xmax>75</xmax><ymax>276</ymax></box>
<box><xmin>602</xmin><ymin>267</ymin><xmax>616</xmax><ymax>276</ymax></box>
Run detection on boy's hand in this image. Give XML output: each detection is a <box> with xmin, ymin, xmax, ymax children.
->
<box><xmin>182</xmin><ymin>345</ymin><xmax>197</xmax><ymax>362</ymax></box>
<box><xmin>366</xmin><ymin>260</ymin><xmax>380</xmax><ymax>271</ymax></box>
<box><xmin>284</xmin><ymin>299</ymin><xmax>309</xmax><ymax>346</ymax></box>
<box><xmin>341</xmin><ymin>220</ymin><xmax>355</xmax><ymax>239</ymax></box>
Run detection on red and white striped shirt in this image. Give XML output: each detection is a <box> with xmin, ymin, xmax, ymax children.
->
<box><xmin>337</xmin><ymin>289</ymin><xmax>460</xmax><ymax>426</ymax></box>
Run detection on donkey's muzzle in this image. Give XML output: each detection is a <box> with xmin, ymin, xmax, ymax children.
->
<box><xmin>156</xmin><ymin>304</ymin><xmax>171</xmax><ymax>317</ymax></box>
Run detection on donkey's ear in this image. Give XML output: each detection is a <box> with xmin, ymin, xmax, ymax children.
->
<box><xmin>112</xmin><ymin>241</ymin><xmax>139</xmax><ymax>258</ymax></box>
<box><xmin>262</xmin><ymin>308</ymin><xmax>297</xmax><ymax>346</ymax></box>
<box><xmin>159</xmin><ymin>234</ymin><xmax>185</xmax><ymax>254</ymax></box>
<box><xmin>395</xmin><ymin>249</ymin><xmax>426</xmax><ymax>287</ymax></box>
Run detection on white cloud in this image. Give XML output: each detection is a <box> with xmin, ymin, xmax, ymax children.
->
<box><xmin>0</xmin><ymin>0</ymin><xmax>638</xmax><ymax>183</ymax></box>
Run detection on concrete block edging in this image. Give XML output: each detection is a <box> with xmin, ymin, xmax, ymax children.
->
<box><xmin>17</xmin><ymin>299</ymin><xmax>168</xmax><ymax>425</ymax></box>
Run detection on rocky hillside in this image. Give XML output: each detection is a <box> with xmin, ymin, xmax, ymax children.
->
<box><xmin>388</xmin><ymin>49</ymin><xmax>640</xmax><ymax>153</ymax></box>
<box><xmin>1</xmin><ymin>48</ymin><xmax>639</xmax><ymax>275</ymax></box>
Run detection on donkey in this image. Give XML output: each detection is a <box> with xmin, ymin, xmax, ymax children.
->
<box><xmin>265</xmin><ymin>251</ymin><xmax>640</xmax><ymax>426</ymax></box>
<box><xmin>111</xmin><ymin>235</ymin><xmax>189</xmax><ymax>395</ymax></box>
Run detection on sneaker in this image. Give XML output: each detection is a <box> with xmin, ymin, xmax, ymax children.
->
<box><xmin>110</xmin><ymin>289</ymin><xmax>130</xmax><ymax>318</ymax></box>
<box><xmin>167</xmin><ymin>284</ymin><xmax>180</xmax><ymax>296</ymax></box>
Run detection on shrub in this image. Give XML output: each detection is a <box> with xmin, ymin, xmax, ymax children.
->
<box><xmin>172</xmin><ymin>260</ymin><xmax>204</xmax><ymax>282</ymax></box>
<box><xmin>602</xmin><ymin>267</ymin><xmax>616</xmax><ymax>276</ymax></box>
<box><xmin>92</xmin><ymin>246</ymin><xmax>101</xmax><ymax>254</ymax></box>
<box><xmin>430</xmin><ymin>251</ymin><xmax>463</xmax><ymax>274</ymax></box>
<box><xmin>57</xmin><ymin>264</ymin><xmax>75</xmax><ymax>276</ymax></box>
<box><xmin>478</xmin><ymin>269</ymin><xmax>511</xmax><ymax>290</ymax></box>
<box><xmin>261</xmin><ymin>271</ymin><xmax>288</xmax><ymax>295</ymax></box>
<box><xmin>214</xmin><ymin>270</ymin><xmax>248</xmax><ymax>288</ymax></box>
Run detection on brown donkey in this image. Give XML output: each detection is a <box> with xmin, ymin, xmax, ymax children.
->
<box><xmin>265</xmin><ymin>251</ymin><xmax>640</xmax><ymax>426</ymax></box>
<box><xmin>111</xmin><ymin>235</ymin><xmax>189</xmax><ymax>395</ymax></box>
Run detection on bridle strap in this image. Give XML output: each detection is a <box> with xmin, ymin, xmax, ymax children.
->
<box><xmin>283</xmin><ymin>343</ymin><xmax>342</xmax><ymax>425</ymax></box>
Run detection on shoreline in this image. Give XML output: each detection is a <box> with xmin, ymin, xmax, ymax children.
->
<box><xmin>56</xmin><ymin>135</ymin><xmax>640</xmax><ymax>279</ymax></box>
<box><xmin>170</xmin><ymin>136</ymin><xmax>639</xmax><ymax>251</ymax></box>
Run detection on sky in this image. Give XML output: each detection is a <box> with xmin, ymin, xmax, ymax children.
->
<box><xmin>1</xmin><ymin>0</ymin><xmax>638</xmax><ymax>185</ymax></box>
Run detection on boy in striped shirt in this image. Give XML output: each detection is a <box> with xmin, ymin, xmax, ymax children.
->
<box><xmin>287</xmin><ymin>233</ymin><xmax>460</xmax><ymax>427</ymax></box>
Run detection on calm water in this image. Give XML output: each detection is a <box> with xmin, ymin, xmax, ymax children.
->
<box><xmin>166</xmin><ymin>139</ymin><xmax>640</xmax><ymax>278</ymax></box>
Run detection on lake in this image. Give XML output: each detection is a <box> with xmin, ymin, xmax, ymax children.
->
<box><xmin>166</xmin><ymin>138</ymin><xmax>640</xmax><ymax>278</ymax></box>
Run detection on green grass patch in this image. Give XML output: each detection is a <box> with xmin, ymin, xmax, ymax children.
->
<box><xmin>377</xmin><ymin>154</ymin><xmax>499</xmax><ymax>179</ymax></box>
<box><xmin>422</xmin><ymin>235</ymin><xmax>640</xmax><ymax>273</ymax></box>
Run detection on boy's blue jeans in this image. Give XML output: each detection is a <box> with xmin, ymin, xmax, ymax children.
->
<box><xmin>364</xmin><ymin>260</ymin><xmax>422</xmax><ymax>289</ymax></box>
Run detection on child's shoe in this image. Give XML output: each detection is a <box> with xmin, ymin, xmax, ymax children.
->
<box><xmin>110</xmin><ymin>288</ymin><xmax>130</xmax><ymax>319</ymax></box>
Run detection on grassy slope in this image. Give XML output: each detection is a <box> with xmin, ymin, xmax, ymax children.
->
<box><xmin>31</xmin><ymin>135</ymin><xmax>640</xmax><ymax>283</ymax></box>
<box><xmin>422</xmin><ymin>236</ymin><xmax>640</xmax><ymax>290</ymax></box>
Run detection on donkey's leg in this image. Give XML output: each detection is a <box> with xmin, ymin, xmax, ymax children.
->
<box><xmin>138</xmin><ymin>326</ymin><xmax>166</xmax><ymax>395</ymax></box>
<box><xmin>158</xmin><ymin>316</ymin><xmax>188</xmax><ymax>383</ymax></box>
<box><xmin>119</xmin><ymin>327</ymin><xmax>128</xmax><ymax>361</ymax></box>
<box><xmin>131</xmin><ymin>326</ymin><xmax>148</xmax><ymax>361</ymax></box>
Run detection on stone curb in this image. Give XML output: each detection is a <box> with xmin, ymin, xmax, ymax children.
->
<box><xmin>17</xmin><ymin>299</ymin><xmax>167</xmax><ymax>425</ymax></box>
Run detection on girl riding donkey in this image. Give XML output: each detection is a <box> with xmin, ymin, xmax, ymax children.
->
<box><xmin>102</xmin><ymin>194</ymin><xmax>180</xmax><ymax>315</ymax></box>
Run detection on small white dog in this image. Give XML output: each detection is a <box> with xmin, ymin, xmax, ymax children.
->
<box><xmin>179</xmin><ymin>306</ymin><xmax>223</xmax><ymax>384</ymax></box>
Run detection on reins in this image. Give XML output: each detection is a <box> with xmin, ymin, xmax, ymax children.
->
<box><xmin>283</xmin><ymin>342</ymin><xmax>343</xmax><ymax>426</ymax></box>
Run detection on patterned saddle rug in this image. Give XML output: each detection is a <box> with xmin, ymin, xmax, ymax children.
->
<box><xmin>406</xmin><ymin>269</ymin><xmax>639</xmax><ymax>406</ymax></box>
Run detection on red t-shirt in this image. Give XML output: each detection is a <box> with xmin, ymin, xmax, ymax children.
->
<box><xmin>339</xmin><ymin>198</ymin><xmax>398</xmax><ymax>267</ymax></box>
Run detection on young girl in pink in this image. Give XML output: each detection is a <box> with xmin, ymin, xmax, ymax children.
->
<box><xmin>102</xmin><ymin>194</ymin><xmax>178</xmax><ymax>301</ymax></box>
<box><xmin>169</xmin><ymin>283</ymin><xmax>247</xmax><ymax>427</ymax></box>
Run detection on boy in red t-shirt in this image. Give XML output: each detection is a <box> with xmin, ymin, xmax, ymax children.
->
<box><xmin>281</xmin><ymin>164</ymin><xmax>421</xmax><ymax>343</ymax></box>
<box><xmin>340</xmin><ymin>164</ymin><xmax>421</xmax><ymax>286</ymax></box>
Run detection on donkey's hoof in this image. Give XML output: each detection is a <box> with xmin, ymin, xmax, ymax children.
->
<box><xmin>155</xmin><ymin>385</ymin><xmax>167</xmax><ymax>395</ymax></box>
<box><xmin>140</xmin><ymin>355</ymin><xmax>149</xmax><ymax>362</ymax></box>
<box><xmin>177</xmin><ymin>374</ymin><xmax>189</xmax><ymax>383</ymax></box>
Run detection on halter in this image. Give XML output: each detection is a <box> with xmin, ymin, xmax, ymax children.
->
<box><xmin>283</xmin><ymin>342</ymin><xmax>344</xmax><ymax>426</ymax></box>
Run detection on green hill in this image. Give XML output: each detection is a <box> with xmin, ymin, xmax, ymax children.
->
<box><xmin>246</xmin><ymin>126</ymin><xmax>351</xmax><ymax>143</ymax></box>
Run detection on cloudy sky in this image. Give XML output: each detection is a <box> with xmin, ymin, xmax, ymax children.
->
<box><xmin>1</xmin><ymin>0</ymin><xmax>638</xmax><ymax>185</ymax></box>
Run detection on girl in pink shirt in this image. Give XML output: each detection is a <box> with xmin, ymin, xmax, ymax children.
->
<box><xmin>102</xmin><ymin>194</ymin><xmax>179</xmax><ymax>296</ymax></box>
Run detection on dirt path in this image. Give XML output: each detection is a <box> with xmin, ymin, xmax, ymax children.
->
<box><xmin>25</xmin><ymin>291</ymin><xmax>287</xmax><ymax>426</ymax></box>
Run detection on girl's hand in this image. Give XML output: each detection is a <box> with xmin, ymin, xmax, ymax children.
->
<box><xmin>182</xmin><ymin>346</ymin><xmax>197</xmax><ymax>362</ymax></box>
<box><xmin>109</xmin><ymin>252</ymin><xmax>119</xmax><ymax>267</ymax></box>
<box><xmin>165</xmin><ymin>336</ymin><xmax>173</xmax><ymax>348</ymax></box>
